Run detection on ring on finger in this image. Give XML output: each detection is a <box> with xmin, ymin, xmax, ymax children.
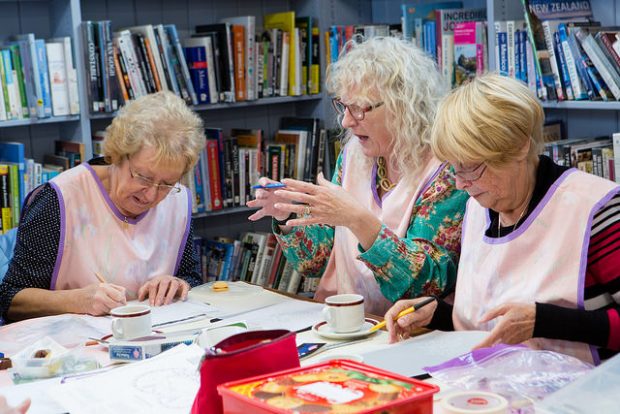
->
<box><xmin>303</xmin><ymin>205</ymin><xmax>312</xmax><ymax>217</ymax></box>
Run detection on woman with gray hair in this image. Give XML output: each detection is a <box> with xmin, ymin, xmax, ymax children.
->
<box><xmin>386</xmin><ymin>74</ymin><xmax>620</xmax><ymax>363</ymax></box>
<box><xmin>0</xmin><ymin>91</ymin><xmax>205</xmax><ymax>322</ymax></box>
<box><xmin>248</xmin><ymin>37</ymin><xmax>468</xmax><ymax>314</ymax></box>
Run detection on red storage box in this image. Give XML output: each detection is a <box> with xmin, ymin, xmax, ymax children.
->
<box><xmin>217</xmin><ymin>359</ymin><xmax>438</xmax><ymax>414</ymax></box>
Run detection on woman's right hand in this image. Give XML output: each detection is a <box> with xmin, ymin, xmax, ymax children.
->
<box><xmin>77</xmin><ymin>283</ymin><xmax>127</xmax><ymax>316</ymax></box>
<box><xmin>246</xmin><ymin>177</ymin><xmax>292</xmax><ymax>222</ymax></box>
<box><xmin>385</xmin><ymin>297</ymin><xmax>438</xmax><ymax>343</ymax></box>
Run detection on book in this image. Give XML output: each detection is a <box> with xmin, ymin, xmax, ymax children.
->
<box><xmin>454</xmin><ymin>21</ymin><xmax>487</xmax><ymax>86</ymax></box>
<box><xmin>45</xmin><ymin>41</ymin><xmax>70</xmax><ymax>116</ymax></box>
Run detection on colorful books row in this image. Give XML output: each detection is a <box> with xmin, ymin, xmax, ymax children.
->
<box><xmin>193</xmin><ymin>232</ymin><xmax>319</xmax><ymax>296</ymax></box>
<box><xmin>0</xmin><ymin>34</ymin><xmax>79</xmax><ymax>122</ymax></box>
<box><xmin>82</xmin><ymin>12</ymin><xmax>320</xmax><ymax>113</ymax></box>
<box><xmin>326</xmin><ymin>5</ymin><xmax>487</xmax><ymax>89</ymax></box>
<box><xmin>179</xmin><ymin>117</ymin><xmax>327</xmax><ymax>214</ymax></box>
<box><xmin>518</xmin><ymin>0</ymin><xmax>620</xmax><ymax>101</ymax></box>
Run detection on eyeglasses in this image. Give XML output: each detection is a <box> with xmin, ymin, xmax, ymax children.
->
<box><xmin>126</xmin><ymin>156</ymin><xmax>182</xmax><ymax>194</ymax></box>
<box><xmin>331</xmin><ymin>98</ymin><xmax>384</xmax><ymax>121</ymax></box>
<box><xmin>451</xmin><ymin>162</ymin><xmax>487</xmax><ymax>183</ymax></box>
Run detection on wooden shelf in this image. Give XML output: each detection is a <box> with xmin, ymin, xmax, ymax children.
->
<box><xmin>89</xmin><ymin>94</ymin><xmax>325</xmax><ymax>120</ymax></box>
<box><xmin>0</xmin><ymin>115</ymin><xmax>80</xmax><ymax>128</ymax></box>
<box><xmin>541</xmin><ymin>101</ymin><xmax>620</xmax><ymax>110</ymax></box>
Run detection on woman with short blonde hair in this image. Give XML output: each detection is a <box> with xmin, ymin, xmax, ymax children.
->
<box><xmin>386</xmin><ymin>74</ymin><xmax>620</xmax><ymax>363</ymax></box>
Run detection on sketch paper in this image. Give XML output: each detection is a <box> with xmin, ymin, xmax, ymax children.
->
<box><xmin>48</xmin><ymin>344</ymin><xmax>204</xmax><ymax>414</ymax></box>
<box><xmin>361</xmin><ymin>330</ymin><xmax>487</xmax><ymax>377</ymax></box>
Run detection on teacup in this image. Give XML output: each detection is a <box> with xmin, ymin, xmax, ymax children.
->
<box><xmin>110</xmin><ymin>304</ymin><xmax>152</xmax><ymax>340</ymax></box>
<box><xmin>322</xmin><ymin>294</ymin><xmax>365</xmax><ymax>333</ymax></box>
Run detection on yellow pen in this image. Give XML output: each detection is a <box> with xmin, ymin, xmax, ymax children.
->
<box><xmin>369</xmin><ymin>297</ymin><xmax>436</xmax><ymax>333</ymax></box>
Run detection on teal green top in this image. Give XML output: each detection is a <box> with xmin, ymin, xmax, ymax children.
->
<box><xmin>274</xmin><ymin>154</ymin><xmax>469</xmax><ymax>302</ymax></box>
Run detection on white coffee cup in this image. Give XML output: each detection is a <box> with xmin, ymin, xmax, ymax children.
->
<box><xmin>322</xmin><ymin>294</ymin><xmax>365</xmax><ymax>333</ymax></box>
<box><xmin>110</xmin><ymin>304</ymin><xmax>152</xmax><ymax>340</ymax></box>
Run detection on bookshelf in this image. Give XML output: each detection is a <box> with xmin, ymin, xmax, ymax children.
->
<box><xmin>3</xmin><ymin>0</ymin><xmax>615</xmax><ymax>237</ymax></box>
<box><xmin>0</xmin><ymin>0</ymin><xmax>337</xmax><ymax>239</ymax></box>
<box><xmin>371</xmin><ymin>0</ymin><xmax>620</xmax><ymax>140</ymax></box>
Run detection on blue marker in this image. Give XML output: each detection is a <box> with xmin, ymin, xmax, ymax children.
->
<box><xmin>251</xmin><ymin>183</ymin><xmax>286</xmax><ymax>190</ymax></box>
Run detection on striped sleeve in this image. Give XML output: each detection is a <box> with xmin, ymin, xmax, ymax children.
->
<box><xmin>586</xmin><ymin>192</ymin><xmax>620</xmax><ymax>351</ymax></box>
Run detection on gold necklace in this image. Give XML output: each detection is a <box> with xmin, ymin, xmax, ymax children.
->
<box><xmin>377</xmin><ymin>157</ymin><xmax>396</xmax><ymax>192</ymax></box>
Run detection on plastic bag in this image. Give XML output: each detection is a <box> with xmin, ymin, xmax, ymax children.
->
<box><xmin>424</xmin><ymin>344</ymin><xmax>593</xmax><ymax>414</ymax></box>
<box><xmin>10</xmin><ymin>336</ymin><xmax>100</xmax><ymax>383</ymax></box>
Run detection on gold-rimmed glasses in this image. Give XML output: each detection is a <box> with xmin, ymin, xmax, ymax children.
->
<box><xmin>126</xmin><ymin>156</ymin><xmax>182</xmax><ymax>194</ymax></box>
<box><xmin>331</xmin><ymin>98</ymin><xmax>384</xmax><ymax>121</ymax></box>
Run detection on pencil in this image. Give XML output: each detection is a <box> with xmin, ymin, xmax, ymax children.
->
<box><xmin>94</xmin><ymin>272</ymin><xmax>107</xmax><ymax>284</ymax></box>
<box><xmin>369</xmin><ymin>297</ymin><xmax>436</xmax><ymax>333</ymax></box>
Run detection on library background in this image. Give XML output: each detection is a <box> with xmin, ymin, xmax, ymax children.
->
<box><xmin>0</xmin><ymin>0</ymin><xmax>618</xmax><ymax>296</ymax></box>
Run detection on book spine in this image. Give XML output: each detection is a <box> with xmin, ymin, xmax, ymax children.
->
<box><xmin>166</xmin><ymin>25</ymin><xmax>198</xmax><ymax>105</ymax></box>
<box><xmin>554</xmin><ymin>31</ymin><xmax>574</xmax><ymax>100</ymax></box>
<box><xmin>9</xmin><ymin>45</ymin><xmax>29</xmax><ymax>118</ymax></box>
<box><xmin>206</xmin><ymin>139</ymin><xmax>223</xmax><ymax>211</ymax></box>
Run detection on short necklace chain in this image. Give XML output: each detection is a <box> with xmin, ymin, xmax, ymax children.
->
<box><xmin>377</xmin><ymin>156</ymin><xmax>396</xmax><ymax>192</ymax></box>
<box><xmin>497</xmin><ymin>196</ymin><xmax>530</xmax><ymax>237</ymax></box>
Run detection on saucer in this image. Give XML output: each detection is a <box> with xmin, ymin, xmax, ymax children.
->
<box><xmin>312</xmin><ymin>318</ymin><xmax>380</xmax><ymax>340</ymax></box>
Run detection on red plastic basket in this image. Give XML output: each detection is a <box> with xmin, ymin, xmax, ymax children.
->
<box><xmin>217</xmin><ymin>359</ymin><xmax>439</xmax><ymax>414</ymax></box>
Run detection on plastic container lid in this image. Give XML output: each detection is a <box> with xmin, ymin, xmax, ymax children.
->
<box><xmin>440</xmin><ymin>391</ymin><xmax>509</xmax><ymax>414</ymax></box>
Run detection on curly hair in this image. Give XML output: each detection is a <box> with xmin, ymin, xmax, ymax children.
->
<box><xmin>431</xmin><ymin>73</ymin><xmax>544</xmax><ymax>167</ymax></box>
<box><xmin>103</xmin><ymin>91</ymin><xmax>204</xmax><ymax>174</ymax></box>
<box><xmin>325</xmin><ymin>36</ymin><xmax>447</xmax><ymax>180</ymax></box>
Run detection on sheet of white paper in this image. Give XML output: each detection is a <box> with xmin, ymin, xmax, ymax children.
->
<box><xmin>361</xmin><ymin>330</ymin><xmax>488</xmax><ymax>377</ymax></box>
<box><xmin>48</xmin><ymin>344</ymin><xmax>204</xmax><ymax>414</ymax></box>
<box><xmin>218</xmin><ymin>298</ymin><xmax>325</xmax><ymax>332</ymax></box>
<box><xmin>0</xmin><ymin>377</ymin><xmax>64</xmax><ymax>414</ymax></box>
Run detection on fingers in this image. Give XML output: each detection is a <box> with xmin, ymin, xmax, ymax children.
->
<box><xmin>179</xmin><ymin>279</ymin><xmax>190</xmax><ymax>300</ymax></box>
<box><xmin>142</xmin><ymin>277</ymin><xmax>188</xmax><ymax>306</ymax></box>
<box><xmin>146</xmin><ymin>281</ymin><xmax>158</xmax><ymax>306</ymax></box>
<box><xmin>385</xmin><ymin>300</ymin><xmax>416</xmax><ymax>343</ymax></box>
<box><xmin>473</xmin><ymin>328</ymin><xmax>501</xmax><ymax>350</ymax></box>
<box><xmin>316</xmin><ymin>172</ymin><xmax>336</xmax><ymax>188</ymax></box>
<box><xmin>281</xmin><ymin>178</ymin><xmax>318</xmax><ymax>193</ymax></box>
<box><xmin>16</xmin><ymin>398</ymin><xmax>31</xmax><ymax>414</ymax></box>
<box><xmin>153</xmin><ymin>277</ymin><xmax>172</xmax><ymax>306</ymax></box>
<box><xmin>478</xmin><ymin>304</ymin><xmax>508</xmax><ymax>324</ymax></box>
<box><xmin>274</xmin><ymin>189</ymin><xmax>314</xmax><ymax>205</ymax></box>
<box><xmin>163</xmin><ymin>280</ymin><xmax>178</xmax><ymax>305</ymax></box>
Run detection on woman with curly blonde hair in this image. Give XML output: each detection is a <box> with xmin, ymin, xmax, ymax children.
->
<box><xmin>0</xmin><ymin>91</ymin><xmax>205</xmax><ymax>322</ymax></box>
<box><xmin>249</xmin><ymin>37</ymin><xmax>468</xmax><ymax>314</ymax></box>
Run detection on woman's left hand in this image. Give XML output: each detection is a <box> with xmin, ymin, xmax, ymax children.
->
<box><xmin>274</xmin><ymin>173</ymin><xmax>366</xmax><ymax>228</ymax></box>
<box><xmin>473</xmin><ymin>302</ymin><xmax>536</xmax><ymax>349</ymax></box>
<box><xmin>137</xmin><ymin>275</ymin><xmax>190</xmax><ymax>306</ymax></box>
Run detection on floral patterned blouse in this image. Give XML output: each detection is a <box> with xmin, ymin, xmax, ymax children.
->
<box><xmin>274</xmin><ymin>154</ymin><xmax>469</xmax><ymax>302</ymax></box>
